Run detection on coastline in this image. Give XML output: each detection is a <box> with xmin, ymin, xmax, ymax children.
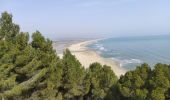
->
<box><xmin>68</xmin><ymin>39</ymin><xmax>126</xmax><ymax>77</ymax></box>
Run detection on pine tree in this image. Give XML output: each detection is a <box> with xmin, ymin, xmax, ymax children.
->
<box><xmin>60</xmin><ymin>49</ymin><xmax>86</xmax><ymax>99</ymax></box>
<box><xmin>0</xmin><ymin>12</ymin><xmax>62</xmax><ymax>99</ymax></box>
<box><xmin>84</xmin><ymin>63</ymin><xmax>117</xmax><ymax>100</ymax></box>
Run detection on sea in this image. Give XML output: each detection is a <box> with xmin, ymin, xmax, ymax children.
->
<box><xmin>88</xmin><ymin>35</ymin><xmax>170</xmax><ymax>70</ymax></box>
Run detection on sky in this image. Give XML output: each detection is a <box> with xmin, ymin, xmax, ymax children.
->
<box><xmin>0</xmin><ymin>0</ymin><xmax>170</xmax><ymax>39</ymax></box>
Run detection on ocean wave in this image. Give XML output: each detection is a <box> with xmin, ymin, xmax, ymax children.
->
<box><xmin>94</xmin><ymin>43</ymin><xmax>108</xmax><ymax>51</ymax></box>
<box><xmin>111</xmin><ymin>58</ymin><xmax>142</xmax><ymax>67</ymax></box>
<box><xmin>122</xmin><ymin>59</ymin><xmax>142</xmax><ymax>64</ymax></box>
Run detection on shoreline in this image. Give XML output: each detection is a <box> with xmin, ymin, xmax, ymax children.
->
<box><xmin>68</xmin><ymin>39</ymin><xmax>126</xmax><ymax>77</ymax></box>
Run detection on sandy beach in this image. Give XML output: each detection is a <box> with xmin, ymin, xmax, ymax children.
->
<box><xmin>67</xmin><ymin>39</ymin><xmax>126</xmax><ymax>77</ymax></box>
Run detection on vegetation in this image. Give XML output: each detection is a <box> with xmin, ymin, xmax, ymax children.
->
<box><xmin>118</xmin><ymin>63</ymin><xmax>170</xmax><ymax>100</ymax></box>
<box><xmin>0</xmin><ymin>12</ymin><xmax>169</xmax><ymax>100</ymax></box>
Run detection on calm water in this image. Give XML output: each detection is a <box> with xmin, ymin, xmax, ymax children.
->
<box><xmin>88</xmin><ymin>35</ymin><xmax>170</xmax><ymax>70</ymax></box>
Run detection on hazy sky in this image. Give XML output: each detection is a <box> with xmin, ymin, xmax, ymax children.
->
<box><xmin>0</xmin><ymin>0</ymin><xmax>170</xmax><ymax>39</ymax></box>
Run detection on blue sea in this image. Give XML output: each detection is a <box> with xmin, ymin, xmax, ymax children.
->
<box><xmin>88</xmin><ymin>35</ymin><xmax>170</xmax><ymax>70</ymax></box>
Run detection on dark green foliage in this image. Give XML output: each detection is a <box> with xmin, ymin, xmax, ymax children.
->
<box><xmin>0</xmin><ymin>11</ymin><xmax>19</xmax><ymax>42</ymax></box>
<box><xmin>16</xmin><ymin>32</ymin><xmax>29</xmax><ymax>50</ymax></box>
<box><xmin>0</xmin><ymin>12</ymin><xmax>62</xmax><ymax>99</ymax></box>
<box><xmin>31</xmin><ymin>31</ymin><xmax>53</xmax><ymax>52</ymax></box>
<box><xmin>60</xmin><ymin>49</ymin><xmax>86</xmax><ymax>99</ymax></box>
<box><xmin>118</xmin><ymin>63</ymin><xmax>170</xmax><ymax>100</ymax></box>
<box><xmin>0</xmin><ymin>11</ymin><xmax>170</xmax><ymax>100</ymax></box>
<box><xmin>84</xmin><ymin>63</ymin><xmax>117</xmax><ymax>100</ymax></box>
